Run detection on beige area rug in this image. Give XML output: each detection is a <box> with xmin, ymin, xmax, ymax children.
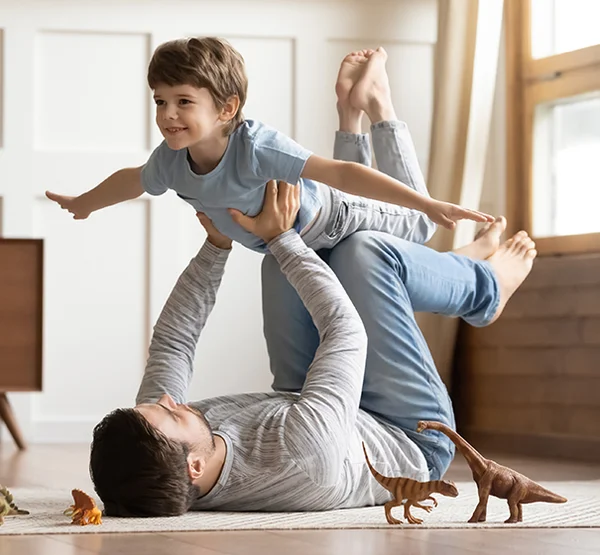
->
<box><xmin>0</xmin><ymin>481</ymin><xmax>598</xmax><ymax>535</ymax></box>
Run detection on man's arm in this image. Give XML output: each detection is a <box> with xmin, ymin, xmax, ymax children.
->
<box><xmin>268</xmin><ymin>231</ymin><xmax>368</xmax><ymax>486</ymax></box>
<box><xmin>230</xmin><ymin>181</ymin><xmax>367</xmax><ymax>487</ymax></box>
<box><xmin>301</xmin><ymin>154</ymin><xmax>494</xmax><ymax>229</ymax></box>
<box><xmin>135</xmin><ymin>239</ymin><xmax>231</xmax><ymax>405</ymax></box>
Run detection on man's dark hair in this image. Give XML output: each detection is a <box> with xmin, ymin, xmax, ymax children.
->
<box><xmin>89</xmin><ymin>408</ymin><xmax>200</xmax><ymax>517</ymax></box>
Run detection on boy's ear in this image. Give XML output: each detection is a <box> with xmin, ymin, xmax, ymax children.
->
<box><xmin>219</xmin><ymin>95</ymin><xmax>240</xmax><ymax>123</ymax></box>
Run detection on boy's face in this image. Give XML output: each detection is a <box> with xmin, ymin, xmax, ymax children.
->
<box><xmin>153</xmin><ymin>83</ymin><xmax>223</xmax><ymax>150</ymax></box>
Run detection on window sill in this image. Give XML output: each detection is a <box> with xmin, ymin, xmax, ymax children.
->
<box><xmin>532</xmin><ymin>232</ymin><xmax>600</xmax><ymax>256</ymax></box>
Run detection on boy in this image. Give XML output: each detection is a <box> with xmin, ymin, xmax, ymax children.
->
<box><xmin>46</xmin><ymin>38</ymin><xmax>493</xmax><ymax>253</ymax></box>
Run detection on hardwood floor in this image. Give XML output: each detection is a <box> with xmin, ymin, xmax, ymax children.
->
<box><xmin>1</xmin><ymin>443</ymin><xmax>599</xmax><ymax>554</ymax></box>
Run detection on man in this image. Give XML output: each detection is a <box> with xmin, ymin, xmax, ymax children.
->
<box><xmin>90</xmin><ymin>178</ymin><xmax>536</xmax><ymax>517</ymax></box>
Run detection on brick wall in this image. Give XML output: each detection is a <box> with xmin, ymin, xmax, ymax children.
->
<box><xmin>453</xmin><ymin>253</ymin><xmax>600</xmax><ymax>462</ymax></box>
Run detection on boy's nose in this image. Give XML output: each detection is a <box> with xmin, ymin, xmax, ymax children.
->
<box><xmin>164</xmin><ymin>106</ymin><xmax>178</xmax><ymax>120</ymax></box>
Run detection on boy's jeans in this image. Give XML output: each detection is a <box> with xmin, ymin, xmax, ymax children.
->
<box><xmin>262</xmin><ymin>121</ymin><xmax>501</xmax><ymax>479</ymax></box>
<box><xmin>301</xmin><ymin>121</ymin><xmax>438</xmax><ymax>249</ymax></box>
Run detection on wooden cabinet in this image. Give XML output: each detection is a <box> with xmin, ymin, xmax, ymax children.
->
<box><xmin>0</xmin><ymin>239</ymin><xmax>44</xmax><ymax>449</ymax></box>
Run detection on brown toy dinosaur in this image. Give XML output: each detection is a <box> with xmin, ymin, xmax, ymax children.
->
<box><xmin>416</xmin><ymin>421</ymin><xmax>567</xmax><ymax>523</ymax></box>
<box><xmin>362</xmin><ymin>442</ymin><xmax>458</xmax><ymax>524</ymax></box>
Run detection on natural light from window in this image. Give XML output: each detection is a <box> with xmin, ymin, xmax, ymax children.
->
<box><xmin>531</xmin><ymin>0</ymin><xmax>600</xmax><ymax>59</ymax></box>
<box><xmin>532</xmin><ymin>95</ymin><xmax>600</xmax><ymax>238</ymax></box>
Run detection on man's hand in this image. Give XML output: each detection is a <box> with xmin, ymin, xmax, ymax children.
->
<box><xmin>229</xmin><ymin>180</ymin><xmax>300</xmax><ymax>243</ymax></box>
<box><xmin>45</xmin><ymin>191</ymin><xmax>92</xmax><ymax>220</ymax></box>
<box><xmin>424</xmin><ymin>199</ymin><xmax>494</xmax><ymax>230</ymax></box>
<box><xmin>196</xmin><ymin>212</ymin><xmax>233</xmax><ymax>250</ymax></box>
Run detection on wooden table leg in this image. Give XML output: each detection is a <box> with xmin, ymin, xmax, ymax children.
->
<box><xmin>0</xmin><ymin>393</ymin><xmax>27</xmax><ymax>450</ymax></box>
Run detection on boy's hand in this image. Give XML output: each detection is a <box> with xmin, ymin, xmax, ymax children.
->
<box><xmin>196</xmin><ymin>212</ymin><xmax>232</xmax><ymax>250</ymax></box>
<box><xmin>425</xmin><ymin>199</ymin><xmax>494</xmax><ymax>230</ymax></box>
<box><xmin>229</xmin><ymin>180</ymin><xmax>300</xmax><ymax>243</ymax></box>
<box><xmin>45</xmin><ymin>191</ymin><xmax>92</xmax><ymax>220</ymax></box>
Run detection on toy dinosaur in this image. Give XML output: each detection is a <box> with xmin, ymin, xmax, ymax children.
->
<box><xmin>362</xmin><ymin>442</ymin><xmax>458</xmax><ymax>524</ymax></box>
<box><xmin>416</xmin><ymin>421</ymin><xmax>567</xmax><ymax>523</ymax></box>
<box><xmin>64</xmin><ymin>489</ymin><xmax>102</xmax><ymax>525</ymax></box>
<box><xmin>0</xmin><ymin>485</ymin><xmax>29</xmax><ymax>525</ymax></box>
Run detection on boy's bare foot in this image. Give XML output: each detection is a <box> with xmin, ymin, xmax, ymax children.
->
<box><xmin>336</xmin><ymin>50</ymin><xmax>370</xmax><ymax>133</ymax></box>
<box><xmin>487</xmin><ymin>231</ymin><xmax>537</xmax><ymax>323</ymax></box>
<box><xmin>349</xmin><ymin>47</ymin><xmax>396</xmax><ymax>123</ymax></box>
<box><xmin>453</xmin><ymin>216</ymin><xmax>507</xmax><ymax>260</ymax></box>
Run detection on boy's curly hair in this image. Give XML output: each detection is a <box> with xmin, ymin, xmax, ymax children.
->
<box><xmin>148</xmin><ymin>37</ymin><xmax>247</xmax><ymax>136</ymax></box>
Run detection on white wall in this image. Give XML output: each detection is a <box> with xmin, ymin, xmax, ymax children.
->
<box><xmin>0</xmin><ymin>0</ymin><xmax>438</xmax><ymax>443</ymax></box>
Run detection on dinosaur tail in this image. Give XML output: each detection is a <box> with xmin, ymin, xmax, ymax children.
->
<box><xmin>362</xmin><ymin>442</ymin><xmax>396</xmax><ymax>493</ymax></box>
<box><xmin>416</xmin><ymin>420</ymin><xmax>488</xmax><ymax>475</ymax></box>
<box><xmin>7</xmin><ymin>507</ymin><xmax>29</xmax><ymax>516</ymax></box>
<box><xmin>525</xmin><ymin>485</ymin><xmax>567</xmax><ymax>504</ymax></box>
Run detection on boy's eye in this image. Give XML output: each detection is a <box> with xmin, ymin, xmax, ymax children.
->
<box><xmin>179</xmin><ymin>99</ymin><xmax>191</xmax><ymax>105</ymax></box>
<box><xmin>155</xmin><ymin>99</ymin><xmax>165</xmax><ymax>106</ymax></box>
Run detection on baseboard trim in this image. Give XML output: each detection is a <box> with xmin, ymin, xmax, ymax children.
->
<box><xmin>462</xmin><ymin>428</ymin><xmax>600</xmax><ymax>463</ymax></box>
<box><xmin>0</xmin><ymin>417</ymin><xmax>101</xmax><ymax>444</ymax></box>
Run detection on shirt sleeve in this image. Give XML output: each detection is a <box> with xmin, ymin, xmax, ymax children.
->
<box><xmin>135</xmin><ymin>241</ymin><xmax>231</xmax><ymax>405</ymax></box>
<box><xmin>268</xmin><ymin>231</ymin><xmax>368</xmax><ymax>487</ymax></box>
<box><xmin>140</xmin><ymin>141</ymin><xmax>171</xmax><ymax>196</ymax></box>
<box><xmin>251</xmin><ymin>124</ymin><xmax>313</xmax><ymax>186</ymax></box>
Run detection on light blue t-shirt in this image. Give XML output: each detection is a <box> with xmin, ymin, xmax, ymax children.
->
<box><xmin>141</xmin><ymin>119</ymin><xmax>323</xmax><ymax>253</ymax></box>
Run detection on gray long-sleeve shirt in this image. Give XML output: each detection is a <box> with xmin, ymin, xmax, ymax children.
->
<box><xmin>136</xmin><ymin>230</ymin><xmax>428</xmax><ymax>511</ymax></box>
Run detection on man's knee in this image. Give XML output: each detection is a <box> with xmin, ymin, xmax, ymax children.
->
<box><xmin>329</xmin><ymin>231</ymin><xmax>411</xmax><ymax>278</ymax></box>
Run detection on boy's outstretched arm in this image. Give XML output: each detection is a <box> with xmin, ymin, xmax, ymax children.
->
<box><xmin>301</xmin><ymin>154</ymin><xmax>493</xmax><ymax>230</ymax></box>
<box><xmin>45</xmin><ymin>166</ymin><xmax>145</xmax><ymax>220</ymax></box>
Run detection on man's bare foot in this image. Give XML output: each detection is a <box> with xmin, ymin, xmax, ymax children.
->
<box><xmin>349</xmin><ymin>47</ymin><xmax>396</xmax><ymax>123</ymax></box>
<box><xmin>336</xmin><ymin>50</ymin><xmax>370</xmax><ymax>133</ymax></box>
<box><xmin>487</xmin><ymin>231</ymin><xmax>537</xmax><ymax>323</ymax></box>
<box><xmin>453</xmin><ymin>216</ymin><xmax>507</xmax><ymax>260</ymax></box>
<box><xmin>336</xmin><ymin>50</ymin><xmax>370</xmax><ymax>107</ymax></box>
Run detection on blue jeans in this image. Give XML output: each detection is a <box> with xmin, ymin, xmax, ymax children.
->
<box><xmin>261</xmin><ymin>122</ymin><xmax>500</xmax><ymax>479</ymax></box>
<box><xmin>302</xmin><ymin>121</ymin><xmax>437</xmax><ymax>249</ymax></box>
<box><xmin>262</xmin><ymin>233</ymin><xmax>499</xmax><ymax>480</ymax></box>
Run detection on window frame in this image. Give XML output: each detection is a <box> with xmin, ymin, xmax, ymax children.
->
<box><xmin>506</xmin><ymin>0</ymin><xmax>600</xmax><ymax>255</ymax></box>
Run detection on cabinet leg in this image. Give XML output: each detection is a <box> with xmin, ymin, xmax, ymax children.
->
<box><xmin>0</xmin><ymin>393</ymin><xmax>26</xmax><ymax>450</ymax></box>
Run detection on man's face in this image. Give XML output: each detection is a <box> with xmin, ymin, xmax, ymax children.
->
<box><xmin>136</xmin><ymin>393</ymin><xmax>210</xmax><ymax>446</ymax></box>
<box><xmin>153</xmin><ymin>83</ymin><xmax>222</xmax><ymax>150</ymax></box>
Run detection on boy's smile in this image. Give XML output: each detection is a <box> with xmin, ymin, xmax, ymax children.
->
<box><xmin>164</xmin><ymin>126</ymin><xmax>188</xmax><ymax>135</ymax></box>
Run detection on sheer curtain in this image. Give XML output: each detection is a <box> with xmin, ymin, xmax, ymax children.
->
<box><xmin>417</xmin><ymin>0</ymin><xmax>505</xmax><ymax>386</ymax></box>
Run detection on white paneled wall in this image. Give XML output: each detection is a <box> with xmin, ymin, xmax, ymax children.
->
<box><xmin>0</xmin><ymin>0</ymin><xmax>438</xmax><ymax>443</ymax></box>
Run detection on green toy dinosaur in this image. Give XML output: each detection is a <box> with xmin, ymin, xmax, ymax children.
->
<box><xmin>0</xmin><ymin>485</ymin><xmax>29</xmax><ymax>524</ymax></box>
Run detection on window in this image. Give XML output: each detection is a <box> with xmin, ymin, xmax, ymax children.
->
<box><xmin>506</xmin><ymin>0</ymin><xmax>600</xmax><ymax>254</ymax></box>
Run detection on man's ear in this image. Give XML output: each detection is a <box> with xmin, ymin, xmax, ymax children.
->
<box><xmin>219</xmin><ymin>95</ymin><xmax>240</xmax><ymax>123</ymax></box>
<box><xmin>187</xmin><ymin>454</ymin><xmax>205</xmax><ymax>482</ymax></box>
